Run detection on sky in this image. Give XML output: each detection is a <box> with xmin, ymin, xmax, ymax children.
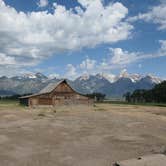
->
<box><xmin>0</xmin><ymin>0</ymin><xmax>166</xmax><ymax>79</ymax></box>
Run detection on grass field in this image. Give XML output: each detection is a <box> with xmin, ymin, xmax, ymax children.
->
<box><xmin>1</xmin><ymin>99</ymin><xmax>166</xmax><ymax>107</ymax></box>
<box><xmin>0</xmin><ymin>101</ymin><xmax>166</xmax><ymax>166</ymax></box>
<box><xmin>99</xmin><ymin>100</ymin><xmax>166</xmax><ymax>107</ymax></box>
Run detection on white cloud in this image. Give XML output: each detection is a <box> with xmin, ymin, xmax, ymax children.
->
<box><xmin>40</xmin><ymin>39</ymin><xmax>166</xmax><ymax>79</ymax></box>
<box><xmin>159</xmin><ymin>40</ymin><xmax>166</xmax><ymax>52</ymax></box>
<box><xmin>65</xmin><ymin>58</ymin><xmax>97</xmax><ymax>79</ymax></box>
<box><xmin>0</xmin><ymin>65</ymin><xmax>29</xmax><ymax>77</ymax></box>
<box><xmin>0</xmin><ymin>0</ymin><xmax>132</xmax><ymax>71</ymax></box>
<box><xmin>119</xmin><ymin>68</ymin><xmax>128</xmax><ymax>77</ymax></box>
<box><xmin>48</xmin><ymin>73</ymin><xmax>60</xmax><ymax>79</ymax></box>
<box><xmin>100</xmin><ymin>73</ymin><xmax>116</xmax><ymax>83</ymax></box>
<box><xmin>80</xmin><ymin>58</ymin><xmax>96</xmax><ymax>70</ymax></box>
<box><xmin>52</xmin><ymin>40</ymin><xmax>166</xmax><ymax>79</ymax></box>
<box><xmin>0</xmin><ymin>53</ymin><xmax>16</xmax><ymax>65</ymax></box>
<box><xmin>110</xmin><ymin>48</ymin><xmax>140</xmax><ymax>65</ymax></box>
<box><xmin>37</xmin><ymin>0</ymin><xmax>49</xmax><ymax>8</ymax></box>
<box><xmin>128</xmin><ymin>3</ymin><xmax>166</xmax><ymax>30</ymax></box>
<box><xmin>65</xmin><ymin>64</ymin><xmax>77</xmax><ymax>79</ymax></box>
<box><xmin>104</xmin><ymin>40</ymin><xmax>166</xmax><ymax>68</ymax></box>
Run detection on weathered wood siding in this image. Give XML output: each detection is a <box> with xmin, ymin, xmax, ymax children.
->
<box><xmin>27</xmin><ymin>81</ymin><xmax>93</xmax><ymax>107</ymax></box>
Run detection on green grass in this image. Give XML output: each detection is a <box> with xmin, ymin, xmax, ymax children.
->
<box><xmin>0</xmin><ymin>99</ymin><xmax>19</xmax><ymax>104</ymax></box>
<box><xmin>1</xmin><ymin>99</ymin><xmax>165</xmax><ymax>108</ymax></box>
<box><xmin>97</xmin><ymin>100</ymin><xmax>166</xmax><ymax>107</ymax></box>
<box><xmin>0</xmin><ymin>99</ymin><xmax>20</xmax><ymax>107</ymax></box>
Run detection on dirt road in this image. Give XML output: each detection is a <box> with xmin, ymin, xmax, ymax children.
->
<box><xmin>0</xmin><ymin>104</ymin><xmax>166</xmax><ymax>166</ymax></box>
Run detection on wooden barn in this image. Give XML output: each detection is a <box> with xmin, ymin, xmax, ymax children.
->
<box><xmin>19</xmin><ymin>79</ymin><xmax>93</xmax><ymax>107</ymax></box>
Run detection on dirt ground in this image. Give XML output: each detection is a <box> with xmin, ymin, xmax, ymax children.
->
<box><xmin>0</xmin><ymin>103</ymin><xmax>166</xmax><ymax>166</ymax></box>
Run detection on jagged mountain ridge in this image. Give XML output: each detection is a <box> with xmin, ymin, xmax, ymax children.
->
<box><xmin>72</xmin><ymin>74</ymin><xmax>162</xmax><ymax>97</ymax></box>
<box><xmin>0</xmin><ymin>72</ymin><xmax>163</xmax><ymax>97</ymax></box>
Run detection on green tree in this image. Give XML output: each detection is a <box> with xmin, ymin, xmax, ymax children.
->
<box><xmin>86</xmin><ymin>93</ymin><xmax>106</xmax><ymax>102</ymax></box>
<box><xmin>123</xmin><ymin>92</ymin><xmax>131</xmax><ymax>102</ymax></box>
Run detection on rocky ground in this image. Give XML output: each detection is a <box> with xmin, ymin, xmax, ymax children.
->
<box><xmin>0</xmin><ymin>103</ymin><xmax>166</xmax><ymax>166</ymax></box>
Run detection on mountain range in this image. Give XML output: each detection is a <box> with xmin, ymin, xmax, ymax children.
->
<box><xmin>0</xmin><ymin>72</ymin><xmax>163</xmax><ymax>97</ymax></box>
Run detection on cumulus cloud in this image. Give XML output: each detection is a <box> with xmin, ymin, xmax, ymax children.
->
<box><xmin>160</xmin><ymin>40</ymin><xmax>166</xmax><ymax>52</ymax></box>
<box><xmin>0</xmin><ymin>65</ymin><xmax>29</xmax><ymax>77</ymax></box>
<box><xmin>65</xmin><ymin>64</ymin><xmax>77</xmax><ymax>79</ymax></box>
<box><xmin>104</xmin><ymin>40</ymin><xmax>166</xmax><ymax>68</ymax></box>
<box><xmin>99</xmin><ymin>72</ymin><xmax>116</xmax><ymax>83</ymax></box>
<box><xmin>37</xmin><ymin>0</ymin><xmax>49</xmax><ymax>8</ymax></box>
<box><xmin>128</xmin><ymin>3</ymin><xmax>166</xmax><ymax>30</ymax></box>
<box><xmin>0</xmin><ymin>0</ymin><xmax>132</xmax><ymax>71</ymax></box>
<box><xmin>42</xmin><ymin>39</ymin><xmax>166</xmax><ymax>79</ymax></box>
<box><xmin>74</xmin><ymin>40</ymin><xmax>166</xmax><ymax>75</ymax></box>
<box><xmin>48</xmin><ymin>73</ymin><xmax>60</xmax><ymax>79</ymax></box>
<box><xmin>110</xmin><ymin>48</ymin><xmax>140</xmax><ymax>65</ymax></box>
<box><xmin>0</xmin><ymin>53</ymin><xmax>16</xmax><ymax>65</ymax></box>
<box><xmin>80</xmin><ymin>58</ymin><xmax>96</xmax><ymax>70</ymax></box>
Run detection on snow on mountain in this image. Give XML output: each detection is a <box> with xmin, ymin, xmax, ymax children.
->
<box><xmin>23</xmin><ymin>73</ymin><xmax>37</xmax><ymax>79</ymax></box>
<box><xmin>75</xmin><ymin>71</ymin><xmax>162</xmax><ymax>85</ymax></box>
<box><xmin>0</xmin><ymin>72</ymin><xmax>164</xmax><ymax>97</ymax></box>
<box><xmin>21</xmin><ymin>72</ymin><xmax>48</xmax><ymax>80</ymax></box>
<box><xmin>129</xmin><ymin>74</ymin><xmax>142</xmax><ymax>82</ymax></box>
<box><xmin>96</xmin><ymin>71</ymin><xmax>142</xmax><ymax>83</ymax></box>
<box><xmin>118</xmin><ymin>69</ymin><xmax>142</xmax><ymax>83</ymax></box>
<box><xmin>145</xmin><ymin>74</ymin><xmax>162</xmax><ymax>84</ymax></box>
<box><xmin>35</xmin><ymin>72</ymin><xmax>48</xmax><ymax>80</ymax></box>
<box><xmin>96</xmin><ymin>73</ymin><xmax>116</xmax><ymax>83</ymax></box>
<box><xmin>78</xmin><ymin>73</ymin><xmax>90</xmax><ymax>81</ymax></box>
<box><xmin>48</xmin><ymin>73</ymin><xmax>60</xmax><ymax>79</ymax></box>
<box><xmin>116</xmin><ymin>71</ymin><xmax>161</xmax><ymax>84</ymax></box>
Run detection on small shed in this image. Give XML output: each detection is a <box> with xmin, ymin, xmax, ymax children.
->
<box><xmin>19</xmin><ymin>79</ymin><xmax>93</xmax><ymax>107</ymax></box>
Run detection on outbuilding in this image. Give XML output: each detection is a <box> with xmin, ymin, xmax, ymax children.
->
<box><xmin>20</xmin><ymin>79</ymin><xmax>93</xmax><ymax>107</ymax></box>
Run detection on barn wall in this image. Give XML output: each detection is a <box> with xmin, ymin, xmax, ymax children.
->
<box><xmin>28</xmin><ymin>94</ymin><xmax>92</xmax><ymax>107</ymax></box>
<box><xmin>28</xmin><ymin>94</ymin><xmax>53</xmax><ymax>107</ymax></box>
<box><xmin>26</xmin><ymin>81</ymin><xmax>93</xmax><ymax>107</ymax></box>
<box><xmin>53</xmin><ymin>82</ymin><xmax>74</xmax><ymax>93</ymax></box>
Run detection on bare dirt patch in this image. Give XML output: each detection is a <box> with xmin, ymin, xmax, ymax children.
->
<box><xmin>0</xmin><ymin>104</ymin><xmax>166</xmax><ymax>166</ymax></box>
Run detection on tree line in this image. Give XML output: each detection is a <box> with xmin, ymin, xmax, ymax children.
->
<box><xmin>86</xmin><ymin>93</ymin><xmax>106</xmax><ymax>102</ymax></box>
<box><xmin>124</xmin><ymin>81</ymin><xmax>166</xmax><ymax>103</ymax></box>
<box><xmin>0</xmin><ymin>94</ymin><xmax>32</xmax><ymax>100</ymax></box>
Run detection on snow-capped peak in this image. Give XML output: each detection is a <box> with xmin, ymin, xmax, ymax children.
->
<box><xmin>78</xmin><ymin>73</ymin><xmax>90</xmax><ymax>81</ymax></box>
<box><xmin>77</xmin><ymin>71</ymin><xmax>163</xmax><ymax>85</ymax></box>
<box><xmin>97</xmin><ymin>73</ymin><xmax>116</xmax><ymax>83</ymax></box>
<box><xmin>23</xmin><ymin>73</ymin><xmax>37</xmax><ymax>79</ymax></box>
<box><xmin>35</xmin><ymin>72</ymin><xmax>48</xmax><ymax>79</ymax></box>
<box><xmin>145</xmin><ymin>74</ymin><xmax>162</xmax><ymax>84</ymax></box>
<box><xmin>119</xmin><ymin>69</ymin><xmax>129</xmax><ymax>78</ymax></box>
<box><xmin>119</xmin><ymin>70</ymin><xmax>142</xmax><ymax>83</ymax></box>
<box><xmin>22</xmin><ymin>72</ymin><xmax>47</xmax><ymax>80</ymax></box>
<box><xmin>128</xmin><ymin>74</ymin><xmax>142</xmax><ymax>82</ymax></box>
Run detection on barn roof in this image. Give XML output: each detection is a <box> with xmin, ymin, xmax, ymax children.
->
<box><xmin>20</xmin><ymin>79</ymin><xmax>78</xmax><ymax>99</ymax></box>
<box><xmin>39</xmin><ymin>79</ymin><xmax>64</xmax><ymax>94</ymax></box>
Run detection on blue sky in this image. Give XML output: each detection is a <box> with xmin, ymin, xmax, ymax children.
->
<box><xmin>0</xmin><ymin>0</ymin><xmax>166</xmax><ymax>79</ymax></box>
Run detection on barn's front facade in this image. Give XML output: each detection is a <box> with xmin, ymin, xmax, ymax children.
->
<box><xmin>20</xmin><ymin>79</ymin><xmax>93</xmax><ymax>107</ymax></box>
